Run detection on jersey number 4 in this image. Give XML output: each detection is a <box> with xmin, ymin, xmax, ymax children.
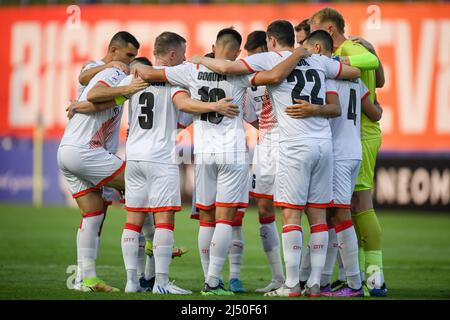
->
<box><xmin>198</xmin><ymin>86</ymin><xmax>226</xmax><ymax>124</ymax></box>
<box><xmin>347</xmin><ymin>88</ymin><xmax>357</xmax><ymax>126</ymax></box>
<box><xmin>138</xmin><ymin>92</ymin><xmax>155</xmax><ymax>130</ymax></box>
<box><xmin>287</xmin><ymin>69</ymin><xmax>324</xmax><ymax>105</ymax></box>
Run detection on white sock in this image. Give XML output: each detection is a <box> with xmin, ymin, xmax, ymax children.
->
<box><xmin>299</xmin><ymin>244</ymin><xmax>311</xmax><ymax>282</ymax></box>
<box><xmin>281</xmin><ymin>224</ymin><xmax>302</xmax><ymax>288</ymax></box>
<box><xmin>198</xmin><ymin>221</ymin><xmax>215</xmax><ymax>280</ymax></box>
<box><xmin>79</xmin><ymin>211</ymin><xmax>104</xmax><ymax>279</ymax></box>
<box><xmin>307</xmin><ymin>224</ymin><xmax>328</xmax><ymax>288</ymax></box>
<box><xmin>207</xmin><ymin>220</ymin><xmax>233</xmax><ymax>288</ymax></box>
<box><xmin>153</xmin><ymin>224</ymin><xmax>174</xmax><ymax>287</ymax></box>
<box><xmin>336</xmin><ymin>220</ymin><xmax>361</xmax><ymax>289</ymax></box>
<box><xmin>137</xmin><ymin>233</ymin><xmax>146</xmax><ymax>279</ymax></box>
<box><xmin>259</xmin><ymin>218</ymin><xmax>284</xmax><ymax>282</ymax></box>
<box><xmin>121</xmin><ymin>223</ymin><xmax>141</xmax><ymax>284</ymax></box>
<box><xmin>321</xmin><ymin>227</ymin><xmax>338</xmax><ymax>287</ymax></box>
<box><xmin>336</xmin><ymin>251</ymin><xmax>346</xmax><ymax>281</ymax></box>
<box><xmin>142</xmin><ymin>213</ymin><xmax>155</xmax><ymax>241</ymax></box>
<box><xmin>75</xmin><ymin>227</ymin><xmax>82</xmax><ymax>284</ymax></box>
<box><xmin>144</xmin><ymin>255</ymin><xmax>155</xmax><ymax>280</ymax></box>
<box><xmin>229</xmin><ymin>226</ymin><xmax>244</xmax><ymax>280</ymax></box>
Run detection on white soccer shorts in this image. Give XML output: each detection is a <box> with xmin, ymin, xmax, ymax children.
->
<box><xmin>57</xmin><ymin>145</ymin><xmax>125</xmax><ymax>198</ymax></box>
<box><xmin>274</xmin><ymin>139</ymin><xmax>333</xmax><ymax>210</ymax></box>
<box><xmin>331</xmin><ymin>159</ymin><xmax>361</xmax><ymax>208</ymax></box>
<box><xmin>250</xmin><ymin>143</ymin><xmax>279</xmax><ymax>199</ymax></box>
<box><xmin>124</xmin><ymin>160</ymin><xmax>181</xmax><ymax>213</ymax></box>
<box><xmin>194</xmin><ymin>153</ymin><xmax>249</xmax><ymax>210</ymax></box>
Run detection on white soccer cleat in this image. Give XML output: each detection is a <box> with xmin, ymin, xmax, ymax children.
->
<box><xmin>263</xmin><ymin>283</ymin><xmax>301</xmax><ymax>297</ymax></box>
<box><xmin>125</xmin><ymin>281</ymin><xmax>144</xmax><ymax>293</ymax></box>
<box><xmin>255</xmin><ymin>280</ymin><xmax>284</xmax><ymax>293</ymax></box>
<box><xmin>73</xmin><ymin>281</ymin><xmax>83</xmax><ymax>291</ymax></box>
<box><xmin>152</xmin><ymin>280</ymin><xmax>192</xmax><ymax>295</ymax></box>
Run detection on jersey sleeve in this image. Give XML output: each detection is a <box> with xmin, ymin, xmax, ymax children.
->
<box><xmin>359</xmin><ymin>79</ymin><xmax>370</xmax><ymax>101</ymax></box>
<box><xmin>240</xmin><ymin>52</ymin><xmax>279</xmax><ymax>72</ymax></box>
<box><xmin>96</xmin><ymin>68</ymin><xmax>126</xmax><ymax>87</ymax></box>
<box><xmin>320</xmin><ymin>55</ymin><xmax>343</xmax><ymax>79</ymax></box>
<box><xmin>170</xmin><ymin>85</ymin><xmax>190</xmax><ymax>100</ymax></box>
<box><xmin>164</xmin><ymin>63</ymin><xmax>193</xmax><ymax>88</ymax></box>
<box><xmin>325</xmin><ymin>79</ymin><xmax>339</xmax><ymax>96</ymax></box>
<box><xmin>230</xmin><ymin>73</ymin><xmax>254</xmax><ymax>89</ymax></box>
<box><xmin>79</xmin><ymin>60</ymin><xmax>100</xmax><ymax>74</ymax></box>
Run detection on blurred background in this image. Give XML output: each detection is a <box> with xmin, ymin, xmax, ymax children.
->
<box><xmin>0</xmin><ymin>0</ymin><xmax>449</xmax><ymax>213</ymax></box>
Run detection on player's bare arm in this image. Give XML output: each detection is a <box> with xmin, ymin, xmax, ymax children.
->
<box><xmin>172</xmin><ymin>91</ymin><xmax>240</xmax><ymax>118</ymax></box>
<box><xmin>66</xmin><ymin>100</ymin><xmax>117</xmax><ymax>119</ymax></box>
<box><xmin>251</xmin><ymin>47</ymin><xmax>311</xmax><ymax>86</ymax></box>
<box><xmin>337</xmin><ymin>64</ymin><xmax>361</xmax><ymax>80</ymax></box>
<box><xmin>133</xmin><ymin>64</ymin><xmax>168</xmax><ymax>82</ymax></box>
<box><xmin>87</xmin><ymin>77</ymin><xmax>149</xmax><ymax>103</ymax></box>
<box><xmin>362</xmin><ymin>95</ymin><xmax>383</xmax><ymax>121</ymax></box>
<box><xmin>188</xmin><ymin>56</ymin><xmax>250</xmax><ymax>75</ymax></box>
<box><xmin>79</xmin><ymin>61</ymin><xmax>129</xmax><ymax>85</ymax></box>
<box><xmin>285</xmin><ymin>93</ymin><xmax>341</xmax><ymax>119</ymax></box>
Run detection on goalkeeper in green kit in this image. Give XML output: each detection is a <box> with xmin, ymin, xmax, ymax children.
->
<box><xmin>310</xmin><ymin>7</ymin><xmax>387</xmax><ymax>297</ymax></box>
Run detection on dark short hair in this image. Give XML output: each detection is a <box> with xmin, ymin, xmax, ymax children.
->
<box><xmin>244</xmin><ymin>31</ymin><xmax>267</xmax><ymax>52</ymax></box>
<box><xmin>204</xmin><ymin>52</ymin><xmax>215</xmax><ymax>58</ymax></box>
<box><xmin>295</xmin><ymin>19</ymin><xmax>311</xmax><ymax>34</ymax></box>
<box><xmin>266</xmin><ymin>20</ymin><xmax>295</xmax><ymax>48</ymax></box>
<box><xmin>304</xmin><ymin>30</ymin><xmax>334</xmax><ymax>53</ymax></box>
<box><xmin>109</xmin><ymin>31</ymin><xmax>140</xmax><ymax>50</ymax></box>
<box><xmin>154</xmin><ymin>32</ymin><xmax>186</xmax><ymax>56</ymax></box>
<box><xmin>216</xmin><ymin>27</ymin><xmax>242</xmax><ymax>47</ymax></box>
<box><xmin>131</xmin><ymin>57</ymin><xmax>152</xmax><ymax>66</ymax></box>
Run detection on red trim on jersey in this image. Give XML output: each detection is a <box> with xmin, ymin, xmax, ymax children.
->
<box><xmin>326</xmin><ymin>91</ymin><xmax>339</xmax><ymax>96</ymax></box>
<box><xmin>82</xmin><ymin>209</ymin><xmax>104</xmax><ymax>218</ymax></box>
<box><xmin>98</xmin><ymin>80</ymin><xmax>111</xmax><ymax>87</ymax></box>
<box><xmin>162</xmin><ymin>68</ymin><xmax>172</xmax><ymax>85</ymax></box>
<box><xmin>335</xmin><ymin>220</ymin><xmax>354</xmax><ymax>233</ymax></box>
<box><xmin>177</xmin><ymin>123</ymin><xmax>187</xmax><ymax>129</ymax></box>
<box><xmin>361</xmin><ymin>91</ymin><xmax>370</xmax><ymax>101</ymax></box>
<box><xmin>282</xmin><ymin>225</ymin><xmax>302</xmax><ymax>233</ymax></box>
<box><xmin>196</xmin><ymin>203</ymin><xmax>215</xmax><ymax>211</ymax></box>
<box><xmin>215</xmin><ymin>219</ymin><xmax>233</xmax><ymax>226</ymax></box>
<box><xmin>307</xmin><ymin>202</ymin><xmax>333</xmax><ymax>209</ymax></box>
<box><xmin>250</xmin><ymin>72</ymin><xmax>259</xmax><ymax>86</ymax></box>
<box><xmin>96</xmin><ymin>161</ymin><xmax>126</xmax><ymax>187</ymax></box>
<box><xmin>150</xmin><ymin>206</ymin><xmax>182</xmax><ymax>213</ymax></box>
<box><xmin>331</xmin><ymin>203</ymin><xmax>352</xmax><ymax>209</ymax></box>
<box><xmin>274</xmin><ymin>51</ymin><xmax>283</xmax><ymax>57</ymax></box>
<box><xmin>259</xmin><ymin>216</ymin><xmax>276</xmax><ymax>225</ymax></box>
<box><xmin>249</xmin><ymin>191</ymin><xmax>274</xmax><ymax>199</ymax></box>
<box><xmin>239</xmin><ymin>58</ymin><xmax>255</xmax><ymax>73</ymax></box>
<box><xmin>172</xmin><ymin>90</ymin><xmax>189</xmax><ymax>100</ymax></box>
<box><xmin>215</xmin><ymin>202</ymin><xmax>248</xmax><ymax>208</ymax></box>
<box><xmin>200</xmin><ymin>220</ymin><xmax>215</xmax><ymax>227</ymax></box>
<box><xmin>190</xmin><ymin>213</ymin><xmax>200</xmax><ymax>220</ymax></box>
<box><xmin>310</xmin><ymin>224</ymin><xmax>328</xmax><ymax>233</ymax></box>
<box><xmin>155</xmin><ymin>223</ymin><xmax>175</xmax><ymax>231</ymax></box>
<box><xmin>124</xmin><ymin>223</ymin><xmax>142</xmax><ymax>233</ymax></box>
<box><xmin>125</xmin><ymin>206</ymin><xmax>151</xmax><ymax>212</ymax></box>
<box><xmin>335</xmin><ymin>62</ymin><xmax>343</xmax><ymax>79</ymax></box>
<box><xmin>196</xmin><ymin>64</ymin><xmax>200</xmax><ymax>70</ymax></box>
<box><xmin>273</xmin><ymin>201</ymin><xmax>305</xmax><ymax>210</ymax></box>
<box><xmin>72</xmin><ymin>187</ymin><xmax>101</xmax><ymax>199</ymax></box>
<box><xmin>232</xmin><ymin>210</ymin><xmax>245</xmax><ymax>227</ymax></box>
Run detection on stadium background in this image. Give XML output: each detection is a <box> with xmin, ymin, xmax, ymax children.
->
<box><xmin>0</xmin><ymin>0</ymin><xmax>449</xmax><ymax>300</ymax></box>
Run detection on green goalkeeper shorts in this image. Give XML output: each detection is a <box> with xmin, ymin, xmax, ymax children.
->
<box><xmin>354</xmin><ymin>137</ymin><xmax>381</xmax><ymax>192</ymax></box>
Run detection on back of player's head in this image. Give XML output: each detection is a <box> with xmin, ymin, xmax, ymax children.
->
<box><xmin>244</xmin><ymin>31</ymin><xmax>268</xmax><ymax>52</ymax></box>
<box><xmin>267</xmin><ymin>20</ymin><xmax>295</xmax><ymax>48</ymax></box>
<box><xmin>295</xmin><ymin>19</ymin><xmax>311</xmax><ymax>34</ymax></box>
<box><xmin>311</xmin><ymin>8</ymin><xmax>345</xmax><ymax>34</ymax></box>
<box><xmin>109</xmin><ymin>31</ymin><xmax>140</xmax><ymax>50</ymax></box>
<box><xmin>216</xmin><ymin>27</ymin><xmax>242</xmax><ymax>50</ymax></box>
<box><xmin>130</xmin><ymin>56</ymin><xmax>152</xmax><ymax>67</ymax></box>
<box><xmin>304</xmin><ymin>30</ymin><xmax>334</xmax><ymax>54</ymax></box>
<box><xmin>154</xmin><ymin>32</ymin><xmax>186</xmax><ymax>57</ymax></box>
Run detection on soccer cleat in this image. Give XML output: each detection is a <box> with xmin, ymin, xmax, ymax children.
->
<box><xmin>73</xmin><ymin>280</ymin><xmax>83</xmax><ymax>291</ymax></box>
<box><xmin>125</xmin><ymin>281</ymin><xmax>143</xmax><ymax>293</ymax></box>
<box><xmin>139</xmin><ymin>276</ymin><xmax>155</xmax><ymax>292</ymax></box>
<box><xmin>330</xmin><ymin>279</ymin><xmax>347</xmax><ymax>291</ymax></box>
<box><xmin>320</xmin><ymin>284</ymin><xmax>333</xmax><ymax>297</ymax></box>
<box><xmin>304</xmin><ymin>284</ymin><xmax>321</xmax><ymax>298</ymax></box>
<box><xmin>264</xmin><ymin>283</ymin><xmax>301</xmax><ymax>297</ymax></box>
<box><xmin>255</xmin><ymin>280</ymin><xmax>284</xmax><ymax>293</ymax></box>
<box><xmin>145</xmin><ymin>240</ymin><xmax>188</xmax><ymax>259</ymax></box>
<box><xmin>201</xmin><ymin>283</ymin><xmax>234</xmax><ymax>296</ymax></box>
<box><xmin>80</xmin><ymin>277</ymin><xmax>120</xmax><ymax>293</ymax></box>
<box><xmin>369</xmin><ymin>283</ymin><xmax>388</xmax><ymax>297</ymax></box>
<box><xmin>332</xmin><ymin>285</ymin><xmax>364</xmax><ymax>297</ymax></box>
<box><xmin>152</xmin><ymin>281</ymin><xmax>192</xmax><ymax>295</ymax></box>
<box><xmin>229</xmin><ymin>278</ymin><xmax>246</xmax><ymax>293</ymax></box>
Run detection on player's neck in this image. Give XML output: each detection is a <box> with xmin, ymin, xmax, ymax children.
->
<box><xmin>102</xmin><ymin>54</ymin><xmax>113</xmax><ymax>64</ymax></box>
<box><xmin>272</xmin><ymin>46</ymin><xmax>293</xmax><ymax>53</ymax></box>
<box><xmin>154</xmin><ymin>57</ymin><xmax>169</xmax><ymax>67</ymax></box>
<box><xmin>333</xmin><ymin>33</ymin><xmax>347</xmax><ymax>51</ymax></box>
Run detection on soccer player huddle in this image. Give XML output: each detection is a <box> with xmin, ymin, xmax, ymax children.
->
<box><xmin>59</xmin><ymin>7</ymin><xmax>387</xmax><ymax>298</ymax></box>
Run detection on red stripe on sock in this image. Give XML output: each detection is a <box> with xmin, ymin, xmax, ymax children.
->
<box><xmin>311</xmin><ymin>224</ymin><xmax>328</xmax><ymax>233</ymax></box>
<box><xmin>155</xmin><ymin>223</ymin><xmax>174</xmax><ymax>231</ymax></box>
<box><xmin>124</xmin><ymin>223</ymin><xmax>142</xmax><ymax>233</ymax></box>
<box><xmin>335</xmin><ymin>220</ymin><xmax>353</xmax><ymax>233</ymax></box>
<box><xmin>259</xmin><ymin>215</ymin><xmax>275</xmax><ymax>225</ymax></box>
<box><xmin>82</xmin><ymin>210</ymin><xmax>104</xmax><ymax>218</ymax></box>
<box><xmin>200</xmin><ymin>220</ymin><xmax>215</xmax><ymax>227</ymax></box>
<box><xmin>282</xmin><ymin>225</ymin><xmax>302</xmax><ymax>233</ymax></box>
<box><xmin>215</xmin><ymin>219</ymin><xmax>233</xmax><ymax>226</ymax></box>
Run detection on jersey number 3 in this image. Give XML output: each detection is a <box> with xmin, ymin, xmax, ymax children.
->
<box><xmin>138</xmin><ymin>92</ymin><xmax>155</xmax><ymax>130</ymax></box>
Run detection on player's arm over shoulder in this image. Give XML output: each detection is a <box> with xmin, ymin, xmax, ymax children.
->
<box><xmin>320</xmin><ymin>55</ymin><xmax>360</xmax><ymax>80</ymax></box>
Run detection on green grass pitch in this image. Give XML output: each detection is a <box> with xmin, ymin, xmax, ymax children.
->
<box><xmin>0</xmin><ymin>204</ymin><xmax>449</xmax><ymax>300</ymax></box>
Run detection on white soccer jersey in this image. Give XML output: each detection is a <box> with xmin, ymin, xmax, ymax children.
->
<box><xmin>164</xmin><ymin>62</ymin><xmax>253</xmax><ymax>154</ymax></box>
<box><xmin>178</xmin><ymin>111</ymin><xmax>194</xmax><ymax>128</ymax></box>
<box><xmin>77</xmin><ymin>60</ymin><xmax>105</xmax><ymax>99</ymax></box>
<box><xmin>242</xmin><ymin>52</ymin><xmax>342</xmax><ymax>143</ymax></box>
<box><xmin>329</xmin><ymin>78</ymin><xmax>369</xmax><ymax>160</ymax></box>
<box><xmin>120</xmin><ymin>70</ymin><xmax>188</xmax><ymax>164</ymax></box>
<box><xmin>60</xmin><ymin>67</ymin><xmax>126</xmax><ymax>149</ymax></box>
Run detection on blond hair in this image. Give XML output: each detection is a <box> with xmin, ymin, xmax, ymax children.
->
<box><xmin>311</xmin><ymin>8</ymin><xmax>345</xmax><ymax>33</ymax></box>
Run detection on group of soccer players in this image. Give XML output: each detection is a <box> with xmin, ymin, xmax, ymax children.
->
<box><xmin>59</xmin><ymin>7</ymin><xmax>387</xmax><ymax>297</ymax></box>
